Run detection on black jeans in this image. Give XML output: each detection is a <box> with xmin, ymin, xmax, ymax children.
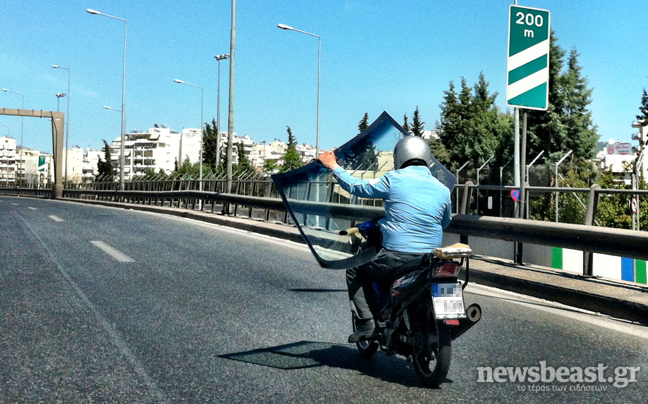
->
<box><xmin>346</xmin><ymin>249</ymin><xmax>427</xmax><ymax>321</ymax></box>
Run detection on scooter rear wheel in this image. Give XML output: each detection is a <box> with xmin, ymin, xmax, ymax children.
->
<box><xmin>412</xmin><ymin>307</ymin><xmax>452</xmax><ymax>387</ymax></box>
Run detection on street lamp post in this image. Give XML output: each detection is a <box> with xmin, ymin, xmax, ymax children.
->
<box><xmin>86</xmin><ymin>9</ymin><xmax>127</xmax><ymax>190</ymax></box>
<box><xmin>174</xmin><ymin>79</ymin><xmax>204</xmax><ymax>198</ymax></box>
<box><xmin>56</xmin><ymin>93</ymin><xmax>67</xmax><ymax>112</ymax></box>
<box><xmin>52</xmin><ymin>65</ymin><xmax>71</xmax><ymax>185</ymax></box>
<box><xmin>277</xmin><ymin>23</ymin><xmax>321</xmax><ymax>158</ymax></box>
<box><xmin>2</xmin><ymin>88</ymin><xmax>24</xmax><ymax>187</ymax></box>
<box><xmin>214</xmin><ymin>54</ymin><xmax>230</xmax><ymax>170</ymax></box>
<box><xmin>103</xmin><ymin>105</ymin><xmax>121</xmax><ymax>112</ymax></box>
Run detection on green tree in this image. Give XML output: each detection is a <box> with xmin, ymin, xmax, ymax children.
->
<box><xmin>358</xmin><ymin>113</ymin><xmax>369</xmax><ymax>133</ymax></box>
<box><xmin>435</xmin><ymin>81</ymin><xmax>459</xmax><ymax>168</ymax></box>
<box><xmin>561</xmin><ymin>49</ymin><xmax>598</xmax><ymax>162</ymax></box>
<box><xmin>236</xmin><ymin>143</ymin><xmax>253</xmax><ymax>173</ymax></box>
<box><xmin>403</xmin><ymin>114</ymin><xmax>411</xmax><ymax>133</ymax></box>
<box><xmin>523</xmin><ymin>35</ymin><xmax>600</xmax><ymax>221</ymax></box>
<box><xmin>636</xmin><ymin>89</ymin><xmax>648</xmax><ymax>149</ymax></box>
<box><xmin>203</xmin><ymin>118</ymin><xmax>220</xmax><ymax>170</ymax></box>
<box><xmin>436</xmin><ymin>75</ymin><xmax>506</xmax><ymax>173</ymax></box>
<box><xmin>173</xmin><ymin>156</ymin><xmax>212</xmax><ymax>178</ymax></box>
<box><xmin>411</xmin><ymin>106</ymin><xmax>425</xmax><ymax>137</ymax></box>
<box><xmin>263</xmin><ymin>159</ymin><xmax>279</xmax><ymax>173</ymax></box>
<box><xmin>429</xmin><ymin>138</ymin><xmax>451</xmax><ymax>166</ymax></box>
<box><xmin>96</xmin><ymin>139</ymin><xmax>114</xmax><ymax>179</ymax></box>
<box><xmin>525</xmin><ymin>32</ymin><xmax>598</xmax><ymax>168</ymax></box>
<box><xmin>280</xmin><ymin>126</ymin><xmax>303</xmax><ymax>172</ymax></box>
<box><xmin>525</xmin><ymin>31</ymin><xmax>568</xmax><ymax>160</ymax></box>
<box><xmin>175</xmin><ymin>156</ymin><xmax>195</xmax><ymax>176</ymax></box>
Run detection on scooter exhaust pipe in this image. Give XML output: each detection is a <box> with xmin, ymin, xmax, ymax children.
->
<box><xmin>450</xmin><ymin>303</ymin><xmax>482</xmax><ymax>340</ymax></box>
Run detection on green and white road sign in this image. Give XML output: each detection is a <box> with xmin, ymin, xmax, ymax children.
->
<box><xmin>38</xmin><ymin>155</ymin><xmax>46</xmax><ymax>171</ymax></box>
<box><xmin>506</xmin><ymin>5</ymin><xmax>550</xmax><ymax>111</ymax></box>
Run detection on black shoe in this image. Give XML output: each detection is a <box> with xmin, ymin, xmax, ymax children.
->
<box><xmin>348</xmin><ymin>319</ymin><xmax>376</xmax><ymax>343</ymax></box>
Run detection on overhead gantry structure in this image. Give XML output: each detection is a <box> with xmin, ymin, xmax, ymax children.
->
<box><xmin>0</xmin><ymin>108</ymin><xmax>64</xmax><ymax>198</ymax></box>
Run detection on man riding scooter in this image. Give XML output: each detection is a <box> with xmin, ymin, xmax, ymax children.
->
<box><xmin>317</xmin><ymin>135</ymin><xmax>453</xmax><ymax>343</ymax></box>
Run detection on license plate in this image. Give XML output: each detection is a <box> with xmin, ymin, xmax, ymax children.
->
<box><xmin>432</xmin><ymin>282</ymin><xmax>466</xmax><ymax>319</ymax></box>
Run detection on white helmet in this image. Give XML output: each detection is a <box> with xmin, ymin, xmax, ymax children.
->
<box><xmin>393</xmin><ymin>136</ymin><xmax>431</xmax><ymax>170</ymax></box>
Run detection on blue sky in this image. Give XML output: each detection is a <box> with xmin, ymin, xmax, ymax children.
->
<box><xmin>1</xmin><ymin>0</ymin><xmax>646</xmax><ymax>154</ymax></box>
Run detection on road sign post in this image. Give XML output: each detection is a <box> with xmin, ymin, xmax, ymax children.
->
<box><xmin>507</xmin><ymin>5</ymin><xmax>549</xmax><ymax>265</ymax></box>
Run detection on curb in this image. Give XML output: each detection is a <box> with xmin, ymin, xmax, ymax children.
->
<box><xmin>467</xmin><ymin>267</ymin><xmax>648</xmax><ymax>325</ymax></box>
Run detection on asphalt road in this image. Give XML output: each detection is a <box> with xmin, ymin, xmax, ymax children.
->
<box><xmin>1</xmin><ymin>196</ymin><xmax>647</xmax><ymax>403</ymax></box>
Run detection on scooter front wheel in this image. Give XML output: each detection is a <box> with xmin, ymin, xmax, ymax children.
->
<box><xmin>352</xmin><ymin>314</ymin><xmax>379</xmax><ymax>357</ymax></box>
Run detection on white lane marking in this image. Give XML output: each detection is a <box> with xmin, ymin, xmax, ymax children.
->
<box><xmin>15</xmin><ymin>216</ymin><xmax>167</xmax><ymax>403</ymax></box>
<box><xmin>49</xmin><ymin>215</ymin><xmax>65</xmax><ymax>222</ymax></box>
<box><xmin>28</xmin><ymin>207</ymin><xmax>38</xmax><ymax>210</ymax></box>
<box><xmin>11</xmin><ymin>203</ymin><xmax>18</xmax><ymax>206</ymax></box>
<box><xmin>467</xmin><ymin>283</ymin><xmax>648</xmax><ymax>340</ymax></box>
<box><xmin>90</xmin><ymin>241</ymin><xmax>136</xmax><ymax>263</ymax></box>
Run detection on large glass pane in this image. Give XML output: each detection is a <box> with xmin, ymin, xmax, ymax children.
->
<box><xmin>272</xmin><ymin>111</ymin><xmax>455</xmax><ymax>269</ymax></box>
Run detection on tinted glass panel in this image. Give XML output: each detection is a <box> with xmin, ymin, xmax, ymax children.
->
<box><xmin>272</xmin><ymin>111</ymin><xmax>455</xmax><ymax>269</ymax></box>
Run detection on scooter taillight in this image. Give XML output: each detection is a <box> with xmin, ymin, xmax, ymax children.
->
<box><xmin>432</xmin><ymin>262</ymin><xmax>460</xmax><ymax>277</ymax></box>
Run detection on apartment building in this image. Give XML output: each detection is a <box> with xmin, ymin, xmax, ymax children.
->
<box><xmin>0</xmin><ymin>136</ymin><xmax>17</xmax><ymax>185</ymax></box>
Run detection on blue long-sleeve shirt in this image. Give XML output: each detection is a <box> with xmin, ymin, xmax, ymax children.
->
<box><xmin>332</xmin><ymin>165</ymin><xmax>452</xmax><ymax>253</ymax></box>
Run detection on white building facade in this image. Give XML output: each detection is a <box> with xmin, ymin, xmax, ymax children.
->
<box><xmin>0</xmin><ymin>136</ymin><xmax>17</xmax><ymax>185</ymax></box>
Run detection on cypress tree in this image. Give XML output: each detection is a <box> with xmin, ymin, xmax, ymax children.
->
<box><xmin>435</xmin><ymin>81</ymin><xmax>460</xmax><ymax>169</ymax></box>
<box><xmin>358</xmin><ymin>113</ymin><xmax>369</xmax><ymax>133</ymax></box>
<box><xmin>561</xmin><ymin>49</ymin><xmax>598</xmax><ymax>161</ymax></box>
<box><xmin>525</xmin><ymin>31</ymin><xmax>568</xmax><ymax>158</ymax></box>
<box><xmin>96</xmin><ymin>139</ymin><xmax>114</xmax><ymax>179</ymax></box>
<box><xmin>281</xmin><ymin>126</ymin><xmax>303</xmax><ymax>172</ymax></box>
<box><xmin>412</xmin><ymin>106</ymin><xmax>425</xmax><ymax>137</ymax></box>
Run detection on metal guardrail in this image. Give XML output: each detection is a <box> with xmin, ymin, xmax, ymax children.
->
<box><xmin>3</xmin><ymin>186</ymin><xmax>648</xmax><ymax>272</ymax></box>
<box><xmin>0</xmin><ymin>187</ymin><xmax>52</xmax><ymax>197</ymax></box>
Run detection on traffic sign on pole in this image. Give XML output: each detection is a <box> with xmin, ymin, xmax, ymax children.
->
<box><xmin>507</xmin><ymin>5</ymin><xmax>550</xmax><ymax>111</ymax></box>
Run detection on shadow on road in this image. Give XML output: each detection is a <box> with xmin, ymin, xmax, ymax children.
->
<box><xmin>288</xmin><ymin>288</ymin><xmax>347</xmax><ymax>293</ymax></box>
<box><xmin>219</xmin><ymin>340</ymin><xmax>432</xmax><ymax>387</ymax></box>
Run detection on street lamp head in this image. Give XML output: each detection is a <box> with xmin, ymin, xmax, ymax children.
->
<box><xmin>86</xmin><ymin>9</ymin><xmax>101</xmax><ymax>15</ymax></box>
<box><xmin>277</xmin><ymin>24</ymin><xmax>294</xmax><ymax>31</ymax></box>
<box><xmin>2</xmin><ymin>88</ymin><xmax>8</xmax><ymax>92</ymax></box>
<box><xmin>214</xmin><ymin>54</ymin><xmax>230</xmax><ymax>61</ymax></box>
<box><xmin>173</xmin><ymin>79</ymin><xmax>185</xmax><ymax>84</ymax></box>
<box><xmin>52</xmin><ymin>64</ymin><xmax>59</xmax><ymax>69</ymax></box>
<box><xmin>56</xmin><ymin>93</ymin><xmax>67</xmax><ymax>98</ymax></box>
